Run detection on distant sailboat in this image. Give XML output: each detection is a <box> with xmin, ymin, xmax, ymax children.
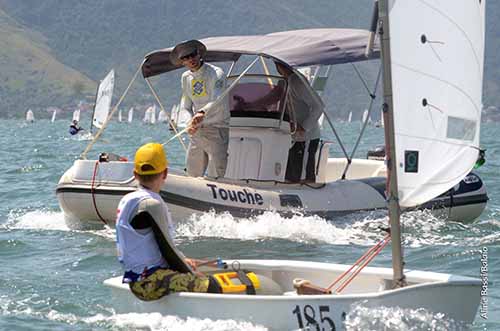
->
<box><xmin>150</xmin><ymin>105</ymin><xmax>157</xmax><ymax>124</ymax></box>
<box><xmin>127</xmin><ymin>107</ymin><xmax>134</xmax><ymax>123</ymax></box>
<box><xmin>158</xmin><ymin>108</ymin><xmax>169</xmax><ymax>123</ymax></box>
<box><xmin>143</xmin><ymin>105</ymin><xmax>156</xmax><ymax>124</ymax></box>
<box><xmin>348</xmin><ymin>111</ymin><xmax>353</xmax><ymax>123</ymax></box>
<box><xmin>51</xmin><ymin>110</ymin><xmax>57</xmax><ymax>123</ymax></box>
<box><xmin>90</xmin><ymin>69</ymin><xmax>115</xmax><ymax>133</ymax></box>
<box><xmin>171</xmin><ymin>104</ymin><xmax>191</xmax><ymax>128</ymax></box>
<box><xmin>72</xmin><ymin>109</ymin><xmax>81</xmax><ymax>122</ymax></box>
<box><xmin>118</xmin><ymin>109</ymin><xmax>123</xmax><ymax>122</ymax></box>
<box><xmin>25</xmin><ymin>109</ymin><xmax>35</xmax><ymax>123</ymax></box>
<box><xmin>361</xmin><ymin>109</ymin><xmax>369</xmax><ymax>124</ymax></box>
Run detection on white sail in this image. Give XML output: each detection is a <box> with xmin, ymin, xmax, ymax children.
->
<box><xmin>362</xmin><ymin>109</ymin><xmax>369</xmax><ymax>123</ymax></box>
<box><xmin>51</xmin><ymin>110</ymin><xmax>57</xmax><ymax>122</ymax></box>
<box><xmin>72</xmin><ymin>109</ymin><xmax>80</xmax><ymax>122</ymax></box>
<box><xmin>150</xmin><ymin>105</ymin><xmax>157</xmax><ymax>124</ymax></box>
<box><xmin>143</xmin><ymin>106</ymin><xmax>153</xmax><ymax>123</ymax></box>
<box><xmin>158</xmin><ymin>109</ymin><xmax>169</xmax><ymax>123</ymax></box>
<box><xmin>26</xmin><ymin>109</ymin><xmax>34</xmax><ymax>122</ymax></box>
<box><xmin>118</xmin><ymin>109</ymin><xmax>122</xmax><ymax>122</ymax></box>
<box><xmin>348</xmin><ymin>111</ymin><xmax>352</xmax><ymax>123</ymax></box>
<box><xmin>171</xmin><ymin>104</ymin><xmax>191</xmax><ymax>128</ymax></box>
<box><xmin>92</xmin><ymin>69</ymin><xmax>115</xmax><ymax>130</ymax></box>
<box><xmin>388</xmin><ymin>0</ymin><xmax>485</xmax><ymax>207</ymax></box>
<box><xmin>127</xmin><ymin>107</ymin><xmax>134</xmax><ymax>123</ymax></box>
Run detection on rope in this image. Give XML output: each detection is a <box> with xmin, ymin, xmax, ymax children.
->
<box><xmin>326</xmin><ymin>234</ymin><xmax>391</xmax><ymax>294</ymax></box>
<box><xmin>162</xmin><ymin>56</ymin><xmax>261</xmax><ymax>147</ymax></box>
<box><xmin>341</xmin><ymin>65</ymin><xmax>382</xmax><ymax>180</ymax></box>
<box><xmin>144</xmin><ymin>77</ymin><xmax>187</xmax><ymax>152</ymax></box>
<box><xmin>90</xmin><ymin>161</ymin><xmax>108</xmax><ymax>225</ymax></box>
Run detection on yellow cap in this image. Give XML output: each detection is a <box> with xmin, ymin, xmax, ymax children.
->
<box><xmin>134</xmin><ymin>143</ymin><xmax>168</xmax><ymax>175</ymax></box>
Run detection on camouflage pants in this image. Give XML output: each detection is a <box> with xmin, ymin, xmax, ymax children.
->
<box><xmin>130</xmin><ymin>269</ymin><xmax>211</xmax><ymax>301</ymax></box>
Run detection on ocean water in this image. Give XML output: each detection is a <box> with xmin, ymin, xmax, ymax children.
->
<box><xmin>0</xmin><ymin>118</ymin><xmax>498</xmax><ymax>331</ymax></box>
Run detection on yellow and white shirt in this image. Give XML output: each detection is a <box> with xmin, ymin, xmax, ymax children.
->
<box><xmin>179</xmin><ymin>62</ymin><xmax>229</xmax><ymax>127</ymax></box>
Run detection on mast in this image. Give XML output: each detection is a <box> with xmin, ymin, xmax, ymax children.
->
<box><xmin>378</xmin><ymin>0</ymin><xmax>405</xmax><ymax>288</ymax></box>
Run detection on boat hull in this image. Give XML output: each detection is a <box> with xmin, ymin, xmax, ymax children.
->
<box><xmin>103</xmin><ymin>260</ymin><xmax>481</xmax><ymax>330</ymax></box>
<box><xmin>56</xmin><ymin>160</ymin><xmax>487</xmax><ymax>228</ymax></box>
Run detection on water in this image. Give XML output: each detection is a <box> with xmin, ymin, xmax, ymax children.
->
<box><xmin>0</xmin><ymin>118</ymin><xmax>498</xmax><ymax>330</ymax></box>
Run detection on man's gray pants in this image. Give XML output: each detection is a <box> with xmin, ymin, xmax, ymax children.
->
<box><xmin>186</xmin><ymin>127</ymin><xmax>229</xmax><ymax>177</ymax></box>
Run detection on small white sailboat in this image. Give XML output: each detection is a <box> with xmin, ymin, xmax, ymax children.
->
<box><xmin>170</xmin><ymin>104</ymin><xmax>191</xmax><ymax>128</ymax></box>
<box><xmin>72</xmin><ymin>109</ymin><xmax>81</xmax><ymax>122</ymax></box>
<box><xmin>158</xmin><ymin>108</ymin><xmax>169</xmax><ymax>123</ymax></box>
<box><xmin>117</xmin><ymin>109</ymin><xmax>123</xmax><ymax>122</ymax></box>
<box><xmin>143</xmin><ymin>106</ymin><xmax>155</xmax><ymax>124</ymax></box>
<box><xmin>25</xmin><ymin>109</ymin><xmax>35</xmax><ymax>123</ymax></box>
<box><xmin>102</xmin><ymin>1</ymin><xmax>485</xmax><ymax>327</ymax></box>
<box><xmin>127</xmin><ymin>107</ymin><xmax>134</xmax><ymax>123</ymax></box>
<box><xmin>347</xmin><ymin>111</ymin><xmax>353</xmax><ymax>123</ymax></box>
<box><xmin>90</xmin><ymin>69</ymin><xmax>115</xmax><ymax>134</ymax></box>
<box><xmin>150</xmin><ymin>104</ymin><xmax>157</xmax><ymax>124</ymax></box>
<box><xmin>51</xmin><ymin>109</ymin><xmax>57</xmax><ymax>123</ymax></box>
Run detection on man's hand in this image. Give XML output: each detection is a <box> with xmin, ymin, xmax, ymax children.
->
<box><xmin>191</xmin><ymin>112</ymin><xmax>205</xmax><ymax>126</ymax></box>
<box><xmin>185</xmin><ymin>258</ymin><xmax>199</xmax><ymax>270</ymax></box>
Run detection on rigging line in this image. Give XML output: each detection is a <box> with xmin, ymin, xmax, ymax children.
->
<box><xmin>393</xmin><ymin>62</ymin><xmax>482</xmax><ymax>116</ymax></box>
<box><xmin>145</xmin><ymin>78</ymin><xmax>187</xmax><ymax>152</ymax></box>
<box><xmin>419</xmin><ymin>0</ymin><xmax>482</xmax><ymax>72</ymax></box>
<box><xmin>341</xmin><ymin>65</ymin><xmax>382</xmax><ymax>180</ymax></box>
<box><xmin>81</xmin><ymin>65</ymin><xmax>142</xmax><ymax>159</ymax></box>
<box><xmin>350</xmin><ymin>62</ymin><xmax>373</xmax><ymax>98</ymax></box>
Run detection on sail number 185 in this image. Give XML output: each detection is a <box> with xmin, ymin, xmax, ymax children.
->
<box><xmin>292</xmin><ymin>304</ymin><xmax>336</xmax><ymax>330</ymax></box>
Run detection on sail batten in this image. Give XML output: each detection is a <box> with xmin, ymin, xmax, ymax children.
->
<box><xmin>388</xmin><ymin>0</ymin><xmax>485</xmax><ymax>207</ymax></box>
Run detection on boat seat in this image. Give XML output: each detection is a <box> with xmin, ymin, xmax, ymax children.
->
<box><xmin>225</xmin><ymin>126</ymin><xmax>291</xmax><ymax>181</ymax></box>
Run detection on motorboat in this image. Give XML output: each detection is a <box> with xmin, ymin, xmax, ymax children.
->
<box><xmin>57</xmin><ymin>29</ymin><xmax>487</xmax><ymax>228</ymax></box>
<box><xmin>101</xmin><ymin>0</ymin><xmax>486</xmax><ymax>327</ymax></box>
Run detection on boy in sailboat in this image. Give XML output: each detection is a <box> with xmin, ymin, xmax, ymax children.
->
<box><xmin>171</xmin><ymin>40</ymin><xmax>230</xmax><ymax>178</ymax></box>
<box><xmin>69</xmin><ymin>120</ymin><xmax>84</xmax><ymax>135</ymax></box>
<box><xmin>115</xmin><ymin>143</ymin><xmax>222</xmax><ymax>300</ymax></box>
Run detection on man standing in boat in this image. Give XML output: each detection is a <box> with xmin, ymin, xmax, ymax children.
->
<box><xmin>239</xmin><ymin>62</ymin><xmax>324</xmax><ymax>182</ymax></box>
<box><xmin>115</xmin><ymin>143</ymin><xmax>222</xmax><ymax>300</ymax></box>
<box><xmin>170</xmin><ymin>40</ymin><xmax>230</xmax><ymax>178</ymax></box>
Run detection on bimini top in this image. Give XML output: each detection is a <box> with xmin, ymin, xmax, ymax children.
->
<box><xmin>142</xmin><ymin>28</ymin><xmax>380</xmax><ymax>78</ymax></box>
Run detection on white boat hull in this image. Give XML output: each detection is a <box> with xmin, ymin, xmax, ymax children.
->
<box><xmin>103</xmin><ymin>260</ymin><xmax>481</xmax><ymax>330</ymax></box>
<box><xmin>56</xmin><ymin>159</ymin><xmax>487</xmax><ymax>228</ymax></box>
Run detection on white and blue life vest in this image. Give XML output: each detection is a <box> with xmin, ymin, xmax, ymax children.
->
<box><xmin>115</xmin><ymin>188</ymin><xmax>175</xmax><ymax>278</ymax></box>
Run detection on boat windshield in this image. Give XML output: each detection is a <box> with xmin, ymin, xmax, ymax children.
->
<box><xmin>227</xmin><ymin>74</ymin><xmax>288</xmax><ymax>121</ymax></box>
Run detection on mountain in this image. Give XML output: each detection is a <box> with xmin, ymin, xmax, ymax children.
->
<box><xmin>0</xmin><ymin>1</ymin><xmax>498</xmax><ymax>119</ymax></box>
<box><xmin>0</xmin><ymin>7</ymin><xmax>95</xmax><ymax>117</ymax></box>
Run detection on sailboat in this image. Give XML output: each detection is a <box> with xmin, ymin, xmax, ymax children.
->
<box><xmin>143</xmin><ymin>106</ymin><xmax>153</xmax><ymax>124</ymax></box>
<box><xmin>150</xmin><ymin>104</ymin><xmax>157</xmax><ymax>124</ymax></box>
<box><xmin>25</xmin><ymin>109</ymin><xmax>35</xmax><ymax>123</ymax></box>
<box><xmin>117</xmin><ymin>109</ymin><xmax>123</xmax><ymax>122</ymax></box>
<box><xmin>170</xmin><ymin>104</ymin><xmax>191</xmax><ymax>128</ymax></box>
<box><xmin>347</xmin><ymin>111</ymin><xmax>353</xmax><ymax>123</ymax></box>
<box><xmin>51</xmin><ymin>109</ymin><xmax>57</xmax><ymax>123</ymax></box>
<box><xmin>102</xmin><ymin>1</ymin><xmax>485</xmax><ymax>327</ymax></box>
<box><xmin>72</xmin><ymin>109</ymin><xmax>81</xmax><ymax>122</ymax></box>
<box><xmin>90</xmin><ymin>69</ymin><xmax>115</xmax><ymax>135</ymax></box>
<box><xmin>127</xmin><ymin>107</ymin><xmax>134</xmax><ymax>123</ymax></box>
<box><xmin>158</xmin><ymin>108</ymin><xmax>169</xmax><ymax>123</ymax></box>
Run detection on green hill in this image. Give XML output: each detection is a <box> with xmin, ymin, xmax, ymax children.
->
<box><xmin>0</xmin><ymin>8</ymin><xmax>96</xmax><ymax>117</ymax></box>
<box><xmin>0</xmin><ymin>1</ymin><xmax>498</xmax><ymax>118</ymax></box>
